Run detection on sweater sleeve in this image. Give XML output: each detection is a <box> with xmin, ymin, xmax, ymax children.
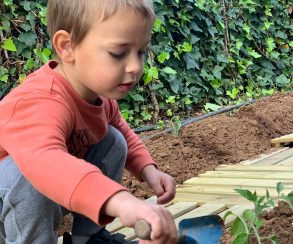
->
<box><xmin>0</xmin><ymin>94</ymin><xmax>126</xmax><ymax>225</ymax></box>
<box><xmin>107</xmin><ymin>100</ymin><xmax>157</xmax><ymax>179</ymax></box>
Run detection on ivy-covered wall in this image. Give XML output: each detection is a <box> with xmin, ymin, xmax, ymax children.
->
<box><xmin>0</xmin><ymin>0</ymin><xmax>292</xmax><ymax>125</ymax></box>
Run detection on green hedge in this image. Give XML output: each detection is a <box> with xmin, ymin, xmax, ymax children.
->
<box><xmin>1</xmin><ymin>0</ymin><xmax>292</xmax><ymax>125</ymax></box>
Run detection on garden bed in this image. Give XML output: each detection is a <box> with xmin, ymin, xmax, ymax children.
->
<box><xmin>58</xmin><ymin>92</ymin><xmax>293</xmax><ymax>242</ymax></box>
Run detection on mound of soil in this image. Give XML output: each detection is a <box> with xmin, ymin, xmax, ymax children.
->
<box><xmin>123</xmin><ymin>92</ymin><xmax>293</xmax><ymax>199</ymax></box>
<box><xmin>58</xmin><ymin>92</ymin><xmax>293</xmax><ymax>242</ymax></box>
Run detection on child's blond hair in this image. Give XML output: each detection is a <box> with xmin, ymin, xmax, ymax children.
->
<box><xmin>47</xmin><ymin>0</ymin><xmax>155</xmax><ymax>47</ymax></box>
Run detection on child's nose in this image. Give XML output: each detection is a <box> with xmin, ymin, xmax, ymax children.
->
<box><xmin>125</xmin><ymin>55</ymin><xmax>142</xmax><ymax>75</ymax></box>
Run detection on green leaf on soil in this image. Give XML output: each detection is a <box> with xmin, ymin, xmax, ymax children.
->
<box><xmin>242</xmin><ymin>209</ymin><xmax>255</xmax><ymax>223</ymax></box>
<box><xmin>276</xmin><ymin>182</ymin><xmax>284</xmax><ymax>195</ymax></box>
<box><xmin>234</xmin><ymin>189</ymin><xmax>257</xmax><ymax>202</ymax></box>
<box><xmin>231</xmin><ymin>217</ymin><xmax>247</xmax><ymax>236</ymax></box>
<box><xmin>232</xmin><ymin>232</ymin><xmax>249</xmax><ymax>244</ymax></box>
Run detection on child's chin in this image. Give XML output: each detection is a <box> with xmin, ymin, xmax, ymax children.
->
<box><xmin>117</xmin><ymin>94</ymin><xmax>127</xmax><ymax>100</ymax></box>
<box><xmin>110</xmin><ymin>93</ymin><xmax>128</xmax><ymax>100</ymax></box>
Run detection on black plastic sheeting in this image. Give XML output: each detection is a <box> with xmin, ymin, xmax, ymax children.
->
<box><xmin>136</xmin><ymin>99</ymin><xmax>256</xmax><ymax>141</ymax></box>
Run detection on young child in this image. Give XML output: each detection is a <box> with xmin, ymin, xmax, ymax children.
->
<box><xmin>0</xmin><ymin>0</ymin><xmax>178</xmax><ymax>243</ymax></box>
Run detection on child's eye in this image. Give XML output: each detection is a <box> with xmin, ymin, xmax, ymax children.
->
<box><xmin>138</xmin><ymin>50</ymin><xmax>147</xmax><ymax>57</ymax></box>
<box><xmin>109</xmin><ymin>52</ymin><xmax>126</xmax><ymax>59</ymax></box>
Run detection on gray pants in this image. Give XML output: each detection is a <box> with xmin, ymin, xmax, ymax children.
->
<box><xmin>0</xmin><ymin>125</ymin><xmax>127</xmax><ymax>244</ymax></box>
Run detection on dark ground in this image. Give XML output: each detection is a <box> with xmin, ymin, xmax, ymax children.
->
<box><xmin>58</xmin><ymin>92</ymin><xmax>293</xmax><ymax>243</ymax></box>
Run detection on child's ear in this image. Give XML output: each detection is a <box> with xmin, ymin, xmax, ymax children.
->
<box><xmin>53</xmin><ymin>30</ymin><xmax>75</xmax><ymax>63</ymax></box>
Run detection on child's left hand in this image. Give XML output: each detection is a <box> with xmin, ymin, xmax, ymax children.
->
<box><xmin>141</xmin><ymin>165</ymin><xmax>176</xmax><ymax>204</ymax></box>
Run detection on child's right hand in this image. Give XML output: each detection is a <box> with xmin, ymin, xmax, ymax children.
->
<box><xmin>103</xmin><ymin>191</ymin><xmax>178</xmax><ymax>244</ymax></box>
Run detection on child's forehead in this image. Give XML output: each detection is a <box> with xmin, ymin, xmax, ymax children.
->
<box><xmin>88</xmin><ymin>9</ymin><xmax>153</xmax><ymax>41</ymax></box>
<box><xmin>87</xmin><ymin>7</ymin><xmax>154</xmax><ymax>38</ymax></box>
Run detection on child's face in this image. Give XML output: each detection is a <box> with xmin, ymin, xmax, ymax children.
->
<box><xmin>65</xmin><ymin>8</ymin><xmax>153</xmax><ymax>103</ymax></box>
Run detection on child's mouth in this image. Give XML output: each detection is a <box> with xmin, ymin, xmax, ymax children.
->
<box><xmin>118</xmin><ymin>83</ymin><xmax>134</xmax><ymax>92</ymax></box>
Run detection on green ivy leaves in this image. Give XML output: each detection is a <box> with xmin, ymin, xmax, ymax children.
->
<box><xmin>1</xmin><ymin>38</ymin><xmax>17</xmax><ymax>51</ymax></box>
<box><xmin>146</xmin><ymin>0</ymin><xmax>292</xmax><ymax>123</ymax></box>
<box><xmin>0</xmin><ymin>0</ymin><xmax>292</xmax><ymax>126</ymax></box>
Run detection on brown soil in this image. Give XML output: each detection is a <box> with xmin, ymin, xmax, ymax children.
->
<box><xmin>254</xmin><ymin>201</ymin><xmax>293</xmax><ymax>244</ymax></box>
<box><xmin>58</xmin><ymin>92</ymin><xmax>293</xmax><ymax>243</ymax></box>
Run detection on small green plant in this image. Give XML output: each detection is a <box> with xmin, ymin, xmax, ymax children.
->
<box><xmin>169</xmin><ymin>116</ymin><xmax>182</xmax><ymax>137</ymax></box>
<box><xmin>155</xmin><ymin>120</ymin><xmax>165</xmax><ymax>130</ymax></box>
<box><xmin>224</xmin><ymin>182</ymin><xmax>292</xmax><ymax>244</ymax></box>
<box><xmin>276</xmin><ymin>182</ymin><xmax>293</xmax><ymax>210</ymax></box>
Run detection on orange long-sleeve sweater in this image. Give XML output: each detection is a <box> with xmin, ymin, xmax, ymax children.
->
<box><xmin>0</xmin><ymin>61</ymin><xmax>155</xmax><ymax>225</ymax></box>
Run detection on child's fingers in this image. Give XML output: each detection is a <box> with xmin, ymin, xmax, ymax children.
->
<box><xmin>156</xmin><ymin>178</ymin><xmax>176</xmax><ymax>204</ymax></box>
<box><xmin>162</xmin><ymin>208</ymin><xmax>178</xmax><ymax>241</ymax></box>
<box><xmin>156</xmin><ymin>186</ymin><xmax>176</xmax><ymax>204</ymax></box>
<box><xmin>149</xmin><ymin>206</ymin><xmax>177</xmax><ymax>242</ymax></box>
